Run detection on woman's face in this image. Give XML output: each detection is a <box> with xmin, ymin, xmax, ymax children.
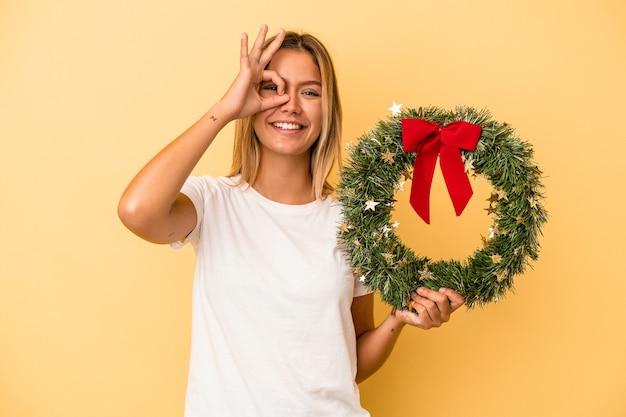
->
<box><xmin>253</xmin><ymin>48</ymin><xmax>323</xmax><ymax>162</ymax></box>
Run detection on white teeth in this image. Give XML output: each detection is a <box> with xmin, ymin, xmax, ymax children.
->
<box><xmin>273</xmin><ymin>122</ymin><xmax>302</xmax><ymax>130</ymax></box>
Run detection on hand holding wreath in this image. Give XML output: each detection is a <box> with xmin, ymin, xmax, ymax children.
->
<box><xmin>391</xmin><ymin>287</ymin><xmax>466</xmax><ymax>329</ymax></box>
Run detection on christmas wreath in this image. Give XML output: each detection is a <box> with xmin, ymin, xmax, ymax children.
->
<box><xmin>337</xmin><ymin>105</ymin><xmax>547</xmax><ymax>309</ymax></box>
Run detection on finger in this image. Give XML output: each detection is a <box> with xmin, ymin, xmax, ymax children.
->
<box><xmin>395</xmin><ymin>307</ymin><xmax>431</xmax><ymax>330</ymax></box>
<box><xmin>416</xmin><ymin>287</ymin><xmax>451</xmax><ymax>321</ymax></box>
<box><xmin>262</xmin><ymin>69</ymin><xmax>286</xmax><ymax>95</ymax></box>
<box><xmin>439</xmin><ymin>288</ymin><xmax>465</xmax><ymax>311</ymax></box>
<box><xmin>410</xmin><ymin>293</ymin><xmax>441</xmax><ymax>326</ymax></box>
<box><xmin>259</xmin><ymin>28</ymin><xmax>285</xmax><ymax>67</ymax></box>
<box><xmin>260</xmin><ymin>94</ymin><xmax>290</xmax><ymax>112</ymax></box>
<box><xmin>249</xmin><ymin>24</ymin><xmax>270</xmax><ymax>61</ymax></box>
<box><xmin>239</xmin><ymin>32</ymin><xmax>250</xmax><ymax>69</ymax></box>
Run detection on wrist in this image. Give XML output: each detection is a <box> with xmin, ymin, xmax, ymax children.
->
<box><xmin>387</xmin><ymin>308</ymin><xmax>407</xmax><ymax>331</ymax></box>
<box><xmin>206</xmin><ymin>101</ymin><xmax>237</xmax><ymax>126</ymax></box>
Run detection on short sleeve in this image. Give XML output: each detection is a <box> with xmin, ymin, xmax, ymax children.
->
<box><xmin>169</xmin><ymin>176</ymin><xmax>206</xmax><ymax>250</ymax></box>
<box><xmin>353</xmin><ymin>273</ymin><xmax>373</xmax><ymax>297</ymax></box>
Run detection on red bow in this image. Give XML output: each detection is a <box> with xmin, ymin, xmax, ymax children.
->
<box><xmin>401</xmin><ymin>118</ymin><xmax>482</xmax><ymax>224</ymax></box>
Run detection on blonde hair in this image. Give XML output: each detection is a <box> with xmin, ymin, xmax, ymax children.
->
<box><xmin>228</xmin><ymin>31</ymin><xmax>342</xmax><ymax>199</ymax></box>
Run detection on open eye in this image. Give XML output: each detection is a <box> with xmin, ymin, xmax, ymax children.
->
<box><xmin>262</xmin><ymin>84</ymin><xmax>278</xmax><ymax>92</ymax></box>
<box><xmin>302</xmin><ymin>89</ymin><xmax>320</xmax><ymax>97</ymax></box>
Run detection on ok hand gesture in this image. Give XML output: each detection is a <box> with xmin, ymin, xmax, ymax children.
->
<box><xmin>219</xmin><ymin>25</ymin><xmax>290</xmax><ymax>121</ymax></box>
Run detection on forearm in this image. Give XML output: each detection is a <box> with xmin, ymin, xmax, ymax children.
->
<box><xmin>353</xmin><ymin>287</ymin><xmax>466</xmax><ymax>383</ymax></box>
<box><xmin>355</xmin><ymin>309</ymin><xmax>405</xmax><ymax>383</ymax></box>
<box><xmin>118</xmin><ymin>103</ymin><xmax>232</xmax><ymax>240</ymax></box>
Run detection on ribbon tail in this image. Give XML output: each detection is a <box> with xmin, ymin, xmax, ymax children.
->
<box><xmin>440</xmin><ymin>146</ymin><xmax>473</xmax><ymax>216</ymax></box>
<box><xmin>410</xmin><ymin>151</ymin><xmax>439</xmax><ymax>224</ymax></box>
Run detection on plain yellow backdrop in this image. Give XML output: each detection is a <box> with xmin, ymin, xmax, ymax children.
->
<box><xmin>1</xmin><ymin>0</ymin><xmax>625</xmax><ymax>416</ymax></box>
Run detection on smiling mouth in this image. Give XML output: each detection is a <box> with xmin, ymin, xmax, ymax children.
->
<box><xmin>272</xmin><ymin>122</ymin><xmax>304</xmax><ymax>130</ymax></box>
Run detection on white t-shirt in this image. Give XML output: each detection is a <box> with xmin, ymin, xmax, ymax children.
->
<box><xmin>172</xmin><ymin>175</ymin><xmax>371</xmax><ymax>417</ymax></box>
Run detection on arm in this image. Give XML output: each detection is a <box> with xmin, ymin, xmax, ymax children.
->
<box><xmin>117</xmin><ymin>103</ymin><xmax>231</xmax><ymax>244</ymax></box>
<box><xmin>352</xmin><ymin>287</ymin><xmax>465</xmax><ymax>383</ymax></box>
<box><xmin>352</xmin><ymin>293</ymin><xmax>402</xmax><ymax>384</ymax></box>
<box><xmin>117</xmin><ymin>25</ymin><xmax>290</xmax><ymax>244</ymax></box>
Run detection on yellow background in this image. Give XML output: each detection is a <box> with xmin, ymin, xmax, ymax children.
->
<box><xmin>2</xmin><ymin>0</ymin><xmax>625</xmax><ymax>416</ymax></box>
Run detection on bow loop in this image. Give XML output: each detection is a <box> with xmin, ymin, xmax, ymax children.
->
<box><xmin>402</xmin><ymin>119</ymin><xmax>439</xmax><ymax>153</ymax></box>
<box><xmin>401</xmin><ymin>118</ymin><xmax>482</xmax><ymax>224</ymax></box>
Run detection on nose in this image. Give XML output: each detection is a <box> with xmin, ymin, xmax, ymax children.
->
<box><xmin>280</xmin><ymin>91</ymin><xmax>301</xmax><ymax>114</ymax></box>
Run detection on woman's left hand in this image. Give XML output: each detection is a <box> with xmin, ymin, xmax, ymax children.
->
<box><xmin>393</xmin><ymin>287</ymin><xmax>465</xmax><ymax>330</ymax></box>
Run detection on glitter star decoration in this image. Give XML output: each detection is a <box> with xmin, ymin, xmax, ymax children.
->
<box><xmin>382</xmin><ymin>253</ymin><xmax>395</xmax><ymax>263</ymax></box>
<box><xmin>419</xmin><ymin>267</ymin><xmax>434</xmax><ymax>281</ymax></box>
<box><xmin>381</xmin><ymin>150</ymin><xmax>395</xmax><ymax>164</ymax></box>
<box><xmin>365</xmin><ymin>200</ymin><xmax>380</xmax><ymax>211</ymax></box>
<box><xmin>496</xmin><ymin>189</ymin><xmax>508</xmax><ymax>200</ymax></box>
<box><xmin>495</xmin><ymin>269</ymin><xmax>508</xmax><ymax>283</ymax></box>
<box><xmin>485</xmin><ymin>205</ymin><xmax>498</xmax><ymax>215</ymax></box>
<box><xmin>490</xmin><ymin>254</ymin><xmax>503</xmax><ymax>264</ymax></box>
<box><xmin>387</xmin><ymin>101</ymin><xmax>402</xmax><ymax>115</ymax></box>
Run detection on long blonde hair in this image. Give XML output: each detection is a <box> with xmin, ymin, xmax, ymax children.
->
<box><xmin>228</xmin><ymin>31</ymin><xmax>342</xmax><ymax>199</ymax></box>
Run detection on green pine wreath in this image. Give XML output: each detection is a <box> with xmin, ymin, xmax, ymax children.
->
<box><xmin>337</xmin><ymin>105</ymin><xmax>547</xmax><ymax>309</ymax></box>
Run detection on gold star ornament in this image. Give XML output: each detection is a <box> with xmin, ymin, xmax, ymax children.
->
<box><xmin>381</xmin><ymin>150</ymin><xmax>395</xmax><ymax>164</ymax></box>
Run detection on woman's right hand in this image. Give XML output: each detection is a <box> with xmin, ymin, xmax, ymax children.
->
<box><xmin>218</xmin><ymin>25</ymin><xmax>291</xmax><ymax>121</ymax></box>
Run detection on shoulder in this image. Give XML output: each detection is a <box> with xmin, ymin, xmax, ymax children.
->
<box><xmin>178</xmin><ymin>176</ymin><xmax>249</xmax><ymax>220</ymax></box>
<box><xmin>182</xmin><ymin>175</ymin><xmax>241</xmax><ymax>197</ymax></box>
<box><xmin>321</xmin><ymin>193</ymin><xmax>344</xmax><ymax>218</ymax></box>
<box><xmin>184</xmin><ymin>174</ymin><xmax>236</xmax><ymax>188</ymax></box>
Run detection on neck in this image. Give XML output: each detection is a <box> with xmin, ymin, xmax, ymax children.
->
<box><xmin>252</xmin><ymin>153</ymin><xmax>315</xmax><ymax>205</ymax></box>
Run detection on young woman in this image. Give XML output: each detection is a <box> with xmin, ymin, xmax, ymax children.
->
<box><xmin>118</xmin><ymin>25</ymin><xmax>464</xmax><ymax>417</ymax></box>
